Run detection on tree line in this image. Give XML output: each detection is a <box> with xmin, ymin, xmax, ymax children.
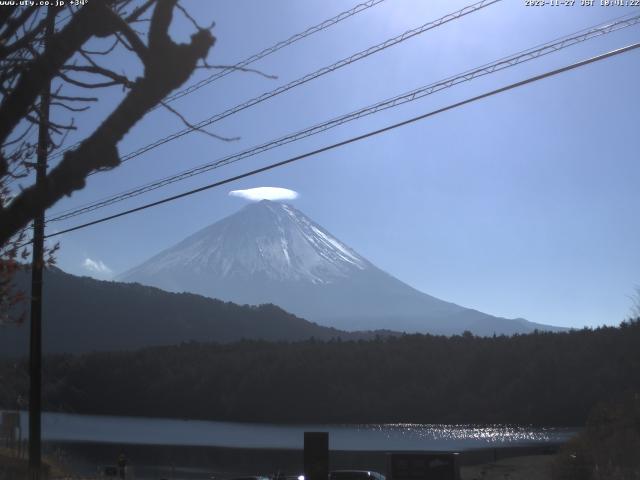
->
<box><xmin>1</xmin><ymin>319</ymin><xmax>639</xmax><ymax>426</ymax></box>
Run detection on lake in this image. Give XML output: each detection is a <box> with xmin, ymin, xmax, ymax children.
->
<box><xmin>16</xmin><ymin>411</ymin><xmax>577</xmax><ymax>451</ymax></box>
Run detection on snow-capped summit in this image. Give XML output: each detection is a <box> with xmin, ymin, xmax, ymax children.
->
<box><xmin>119</xmin><ymin>200</ymin><xmax>564</xmax><ymax>336</ymax></box>
<box><xmin>122</xmin><ymin>200</ymin><xmax>368</xmax><ymax>285</ymax></box>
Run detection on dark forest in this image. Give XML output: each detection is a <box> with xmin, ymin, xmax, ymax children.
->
<box><xmin>2</xmin><ymin>319</ymin><xmax>638</xmax><ymax>426</ymax></box>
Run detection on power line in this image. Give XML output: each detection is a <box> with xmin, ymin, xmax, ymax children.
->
<box><xmin>48</xmin><ymin>0</ymin><xmax>501</xmax><ymax>171</ymax></box>
<box><xmin>48</xmin><ymin>10</ymin><xmax>638</xmax><ymax>221</ymax></box>
<box><xmin>46</xmin><ymin>0</ymin><xmax>504</xmax><ymax>220</ymax></box>
<box><xmin>41</xmin><ymin>41</ymin><xmax>640</xmax><ymax>241</ymax></box>
<box><xmin>47</xmin><ymin>12</ymin><xmax>640</xmax><ymax>223</ymax></box>
<box><xmin>161</xmin><ymin>0</ymin><xmax>389</xmax><ymax>106</ymax></box>
<box><xmin>119</xmin><ymin>0</ymin><xmax>501</xmax><ymax>163</ymax></box>
<box><xmin>46</xmin><ymin>0</ymin><xmax>390</xmax><ymax>162</ymax></box>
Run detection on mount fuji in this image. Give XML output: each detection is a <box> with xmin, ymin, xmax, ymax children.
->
<box><xmin>118</xmin><ymin>200</ymin><xmax>563</xmax><ymax>336</ymax></box>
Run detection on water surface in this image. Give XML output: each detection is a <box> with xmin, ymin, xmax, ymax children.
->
<box><xmin>16</xmin><ymin>411</ymin><xmax>577</xmax><ymax>451</ymax></box>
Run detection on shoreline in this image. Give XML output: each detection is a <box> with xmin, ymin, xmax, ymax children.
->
<box><xmin>7</xmin><ymin>410</ymin><xmax>578</xmax><ymax>452</ymax></box>
<box><xmin>5</xmin><ymin>408</ymin><xmax>583</xmax><ymax>429</ymax></box>
<box><xmin>46</xmin><ymin>440</ymin><xmax>564</xmax><ymax>478</ymax></box>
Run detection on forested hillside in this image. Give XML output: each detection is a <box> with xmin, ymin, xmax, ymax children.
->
<box><xmin>0</xmin><ymin>267</ymin><xmax>366</xmax><ymax>356</ymax></box>
<box><xmin>2</xmin><ymin>320</ymin><xmax>638</xmax><ymax>426</ymax></box>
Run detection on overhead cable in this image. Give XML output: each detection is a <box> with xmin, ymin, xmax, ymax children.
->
<box><xmin>162</xmin><ymin>0</ymin><xmax>390</xmax><ymax>105</ymax></box>
<box><xmin>47</xmin><ymin>12</ymin><xmax>640</xmax><ymax>223</ymax></box>
<box><xmin>47</xmin><ymin>0</ymin><xmax>390</xmax><ymax>161</ymax></box>
<box><xmin>40</xmin><ymin>41</ymin><xmax>640</xmax><ymax>240</ymax></box>
<box><xmin>48</xmin><ymin>0</ymin><xmax>501</xmax><ymax>167</ymax></box>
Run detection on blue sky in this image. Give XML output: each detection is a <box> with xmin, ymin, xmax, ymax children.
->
<box><xmin>28</xmin><ymin>0</ymin><xmax>640</xmax><ymax>329</ymax></box>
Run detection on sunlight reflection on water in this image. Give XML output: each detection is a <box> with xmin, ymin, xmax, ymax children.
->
<box><xmin>358</xmin><ymin>423</ymin><xmax>566</xmax><ymax>444</ymax></box>
<box><xmin>15</xmin><ymin>412</ymin><xmax>578</xmax><ymax>451</ymax></box>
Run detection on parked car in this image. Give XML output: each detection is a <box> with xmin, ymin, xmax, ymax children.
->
<box><xmin>229</xmin><ymin>476</ymin><xmax>271</xmax><ymax>480</ymax></box>
<box><xmin>330</xmin><ymin>470</ymin><xmax>386</xmax><ymax>480</ymax></box>
<box><xmin>271</xmin><ymin>474</ymin><xmax>304</xmax><ymax>480</ymax></box>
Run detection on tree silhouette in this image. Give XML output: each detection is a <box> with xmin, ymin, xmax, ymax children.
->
<box><xmin>2</xmin><ymin>319</ymin><xmax>637</xmax><ymax>426</ymax></box>
<box><xmin>0</xmin><ymin>0</ymin><xmax>222</xmax><ymax>318</ymax></box>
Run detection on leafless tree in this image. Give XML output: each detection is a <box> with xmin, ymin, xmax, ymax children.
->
<box><xmin>0</xmin><ymin>0</ymin><xmax>220</xmax><ymax>320</ymax></box>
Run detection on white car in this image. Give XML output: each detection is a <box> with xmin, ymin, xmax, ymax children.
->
<box><xmin>329</xmin><ymin>470</ymin><xmax>386</xmax><ymax>480</ymax></box>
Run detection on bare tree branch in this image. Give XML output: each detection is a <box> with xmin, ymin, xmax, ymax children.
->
<box><xmin>50</xmin><ymin>101</ymin><xmax>91</xmax><ymax>113</ymax></box>
<box><xmin>57</xmin><ymin>70</ymin><xmax>124</xmax><ymax>89</ymax></box>
<box><xmin>0</xmin><ymin>11</ymin><xmax>50</xmax><ymax>59</ymax></box>
<box><xmin>125</xmin><ymin>0</ymin><xmax>157</xmax><ymax>23</ymax></box>
<box><xmin>80</xmin><ymin>38</ymin><xmax>119</xmax><ymax>56</ymax></box>
<box><xmin>61</xmin><ymin>64</ymin><xmax>134</xmax><ymax>87</ymax></box>
<box><xmin>25</xmin><ymin>114</ymin><xmax>76</xmax><ymax>135</ymax></box>
<box><xmin>0</xmin><ymin>1</ymin><xmax>113</xmax><ymax>146</ymax></box>
<box><xmin>198</xmin><ymin>61</ymin><xmax>277</xmax><ymax>80</ymax></box>
<box><xmin>0</xmin><ymin>0</ymin><xmax>216</xmax><ymax>246</ymax></box>
<box><xmin>0</xmin><ymin>7</ymin><xmax>37</xmax><ymax>44</ymax></box>
<box><xmin>109</xmin><ymin>10</ymin><xmax>149</xmax><ymax>63</ymax></box>
<box><xmin>50</xmin><ymin>94</ymin><xmax>98</xmax><ymax>102</ymax></box>
<box><xmin>160</xmin><ymin>100</ymin><xmax>239</xmax><ymax>142</ymax></box>
<box><xmin>176</xmin><ymin>2</ymin><xmax>211</xmax><ymax>32</ymax></box>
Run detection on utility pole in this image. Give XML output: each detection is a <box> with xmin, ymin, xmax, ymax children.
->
<box><xmin>29</xmin><ymin>9</ymin><xmax>54</xmax><ymax>480</ymax></box>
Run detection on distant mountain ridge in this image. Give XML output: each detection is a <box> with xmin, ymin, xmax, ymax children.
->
<box><xmin>0</xmin><ymin>267</ymin><xmax>372</xmax><ymax>357</ymax></box>
<box><xmin>119</xmin><ymin>200</ymin><xmax>564</xmax><ymax>336</ymax></box>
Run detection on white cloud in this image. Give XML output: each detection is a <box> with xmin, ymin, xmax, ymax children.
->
<box><xmin>229</xmin><ymin>187</ymin><xmax>298</xmax><ymax>202</ymax></box>
<box><xmin>82</xmin><ymin>257</ymin><xmax>113</xmax><ymax>276</ymax></box>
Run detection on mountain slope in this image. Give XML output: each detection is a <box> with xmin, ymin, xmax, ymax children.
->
<box><xmin>0</xmin><ymin>267</ymin><xmax>361</xmax><ymax>357</ymax></box>
<box><xmin>119</xmin><ymin>200</ymin><xmax>563</xmax><ymax>335</ymax></box>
